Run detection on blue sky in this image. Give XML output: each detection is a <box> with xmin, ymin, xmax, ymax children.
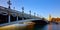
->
<box><xmin>0</xmin><ymin>0</ymin><xmax>60</xmax><ymax>18</ymax></box>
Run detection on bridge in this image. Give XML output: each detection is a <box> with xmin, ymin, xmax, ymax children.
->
<box><xmin>0</xmin><ymin>6</ymin><xmax>48</xmax><ymax>27</ymax></box>
<box><xmin>0</xmin><ymin>19</ymin><xmax>48</xmax><ymax>27</ymax></box>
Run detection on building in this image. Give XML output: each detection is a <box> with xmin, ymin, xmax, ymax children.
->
<box><xmin>51</xmin><ymin>17</ymin><xmax>60</xmax><ymax>22</ymax></box>
<box><xmin>48</xmin><ymin>14</ymin><xmax>60</xmax><ymax>22</ymax></box>
<box><xmin>48</xmin><ymin>14</ymin><xmax>52</xmax><ymax>21</ymax></box>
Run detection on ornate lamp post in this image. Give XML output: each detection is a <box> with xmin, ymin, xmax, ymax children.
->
<box><xmin>13</xmin><ymin>7</ymin><xmax>19</xmax><ymax>22</ymax></box>
<box><xmin>16</xmin><ymin>13</ymin><xmax>19</xmax><ymax>23</ymax></box>
<box><xmin>7</xmin><ymin>0</ymin><xmax>11</xmax><ymax>23</ymax></box>
<box><xmin>34</xmin><ymin>12</ymin><xmax>36</xmax><ymax>18</ymax></box>
<box><xmin>22</xmin><ymin>7</ymin><xmax>24</xmax><ymax>20</ymax></box>
<box><xmin>29</xmin><ymin>10</ymin><xmax>31</xmax><ymax>18</ymax></box>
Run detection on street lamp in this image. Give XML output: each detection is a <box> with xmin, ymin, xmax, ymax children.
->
<box><xmin>34</xmin><ymin>12</ymin><xmax>36</xmax><ymax>18</ymax></box>
<box><xmin>16</xmin><ymin>13</ymin><xmax>19</xmax><ymax>23</ymax></box>
<box><xmin>29</xmin><ymin>10</ymin><xmax>31</xmax><ymax>18</ymax></box>
<box><xmin>13</xmin><ymin>7</ymin><xmax>19</xmax><ymax>22</ymax></box>
<box><xmin>22</xmin><ymin>7</ymin><xmax>24</xmax><ymax>20</ymax></box>
<box><xmin>7</xmin><ymin>0</ymin><xmax>11</xmax><ymax>23</ymax></box>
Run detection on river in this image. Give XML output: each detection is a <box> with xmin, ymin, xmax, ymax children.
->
<box><xmin>0</xmin><ymin>23</ymin><xmax>60</xmax><ymax>30</ymax></box>
<box><xmin>33</xmin><ymin>24</ymin><xmax>60</xmax><ymax>30</ymax></box>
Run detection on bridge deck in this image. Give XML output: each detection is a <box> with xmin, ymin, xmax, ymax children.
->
<box><xmin>0</xmin><ymin>19</ymin><xmax>48</xmax><ymax>27</ymax></box>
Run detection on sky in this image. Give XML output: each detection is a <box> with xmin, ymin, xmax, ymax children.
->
<box><xmin>0</xmin><ymin>0</ymin><xmax>60</xmax><ymax>18</ymax></box>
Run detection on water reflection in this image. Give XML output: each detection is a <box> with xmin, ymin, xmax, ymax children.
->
<box><xmin>33</xmin><ymin>25</ymin><xmax>47</xmax><ymax>30</ymax></box>
<box><xmin>52</xmin><ymin>24</ymin><xmax>60</xmax><ymax>30</ymax></box>
<box><xmin>34</xmin><ymin>24</ymin><xmax>60</xmax><ymax>30</ymax></box>
<box><xmin>0</xmin><ymin>24</ymin><xmax>60</xmax><ymax>30</ymax></box>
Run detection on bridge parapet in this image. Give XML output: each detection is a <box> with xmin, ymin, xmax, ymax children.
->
<box><xmin>0</xmin><ymin>6</ymin><xmax>41</xmax><ymax>19</ymax></box>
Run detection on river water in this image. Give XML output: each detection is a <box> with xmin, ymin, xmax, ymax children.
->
<box><xmin>0</xmin><ymin>23</ymin><xmax>60</xmax><ymax>30</ymax></box>
<box><xmin>33</xmin><ymin>24</ymin><xmax>60</xmax><ymax>30</ymax></box>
